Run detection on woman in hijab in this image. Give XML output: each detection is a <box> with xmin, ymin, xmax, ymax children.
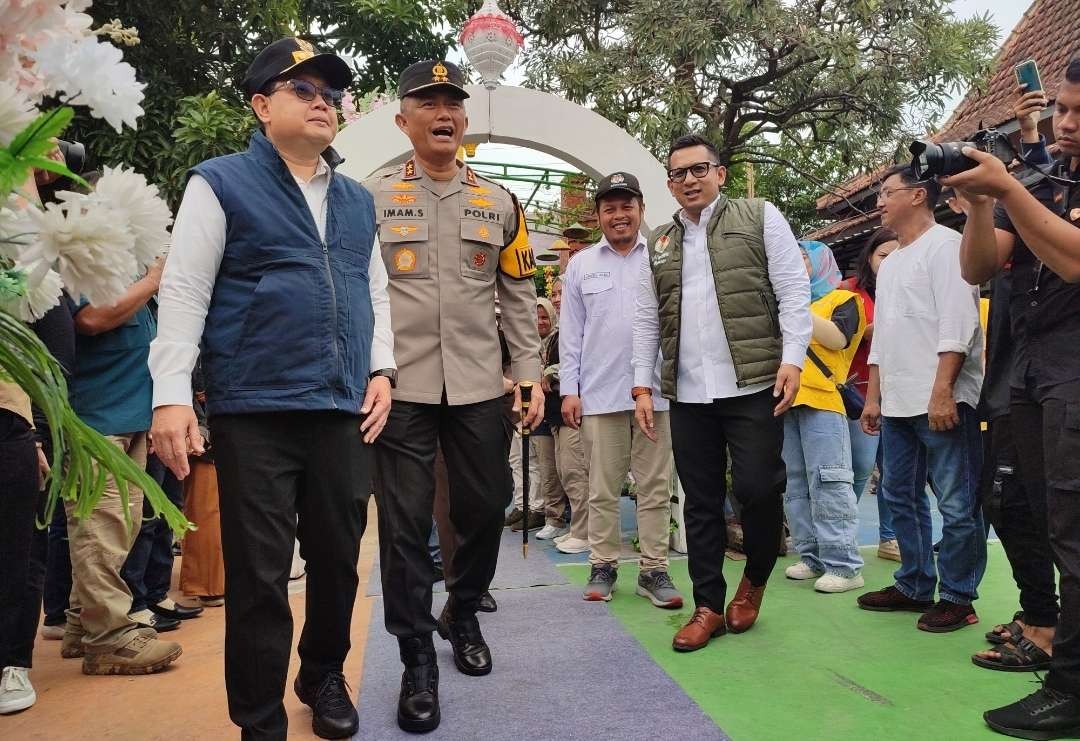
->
<box><xmin>782</xmin><ymin>241</ymin><xmax>867</xmax><ymax>594</ymax></box>
<box><xmin>532</xmin><ymin>296</ymin><xmax>570</xmax><ymax>540</ymax></box>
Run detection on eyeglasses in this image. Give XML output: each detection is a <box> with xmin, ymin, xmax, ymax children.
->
<box><xmin>876</xmin><ymin>186</ymin><xmax>918</xmax><ymax>200</ymax></box>
<box><xmin>667</xmin><ymin>161</ymin><xmax>721</xmax><ymax>183</ymax></box>
<box><xmin>268</xmin><ymin>79</ymin><xmax>343</xmax><ymax>109</ymax></box>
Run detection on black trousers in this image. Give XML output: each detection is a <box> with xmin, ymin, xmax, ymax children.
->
<box><xmin>122</xmin><ymin>454</ymin><xmax>184</xmax><ymax>612</ymax></box>
<box><xmin>1014</xmin><ymin>381</ymin><xmax>1080</xmax><ymax>695</ymax></box>
<box><xmin>211</xmin><ymin>411</ymin><xmax>372</xmax><ymax>741</ymax></box>
<box><xmin>374</xmin><ymin>396</ymin><xmax>509</xmax><ymax>640</ymax></box>
<box><xmin>670</xmin><ymin>389</ymin><xmax>786</xmax><ymax>612</ymax></box>
<box><xmin>0</xmin><ymin>410</ymin><xmax>40</xmax><ymax>669</ymax></box>
<box><xmin>985</xmin><ymin>411</ymin><xmax>1058</xmax><ymax>627</ymax></box>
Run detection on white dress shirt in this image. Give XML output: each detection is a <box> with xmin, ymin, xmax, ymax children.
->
<box><xmin>868</xmin><ymin>223</ymin><xmax>983</xmax><ymax>417</ymax></box>
<box><xmin>560</xmin><ymin>234</ymin><xmax>668</xmax><ymax>416</ymax></box>
<box><xmin>149</xmin><ymin>157</ymin><xmax>394</xmax><ymax>408</ymax></box>
<box><xmin>633</xmin><ymin>197</ymin><xmax>811</xmax><ymax>402</ymax></box>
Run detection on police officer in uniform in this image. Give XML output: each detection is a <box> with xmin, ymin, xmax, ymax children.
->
<box><xmin>365</xmin><ymin>60</ymin><xmax>542</xmax><ymax>733</ymax></box>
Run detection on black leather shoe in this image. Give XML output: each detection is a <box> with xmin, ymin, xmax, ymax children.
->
<box><xmin>397</xmin><ymin>637</ymin><xmax>440</xmax><ymax>733</ymax></box>
<box><xmin>131</xmin><ymin>612</ymin><xmax>180</xmax><ymax>632</ymax></box>
<box><xmin>478</xmin><ymin>591</ymin><xmax>498</xmax><ymax>613</ymax></box>
<box><xmin>436</xmin><ymin>601</ymin><xmax>492</xmax><ymax>676</ymax></box>
<box><xmin>984</xmin><ymin>685</ymin><xmax>1080</xmax><ymax>739</ymax></box>
<box><xmin>294</xmin><ymin>671</ymin><xmax>359</xmax><ymax>739</ymax></box>
<box><xmin>150</xmin><ymin>600</ymin><xmax>204</xmax><ymax>620</ymax></box>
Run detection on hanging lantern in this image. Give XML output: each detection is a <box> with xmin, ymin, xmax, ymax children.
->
<box><xmin>460</xmin><ymin>0</ymin><xmax>524</xmax><ymax>90</ymax></box>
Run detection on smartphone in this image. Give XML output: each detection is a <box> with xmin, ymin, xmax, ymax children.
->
<box><xmin>1015</xmin><ymin>59</ymin><xmax>1043</xmax><ymax>92</ymax></box>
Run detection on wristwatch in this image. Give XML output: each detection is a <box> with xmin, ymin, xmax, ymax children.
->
<box><xmin>370</xmin><ymin>368</ymin><xmax>398</xmax><ymax>388</ymax></box>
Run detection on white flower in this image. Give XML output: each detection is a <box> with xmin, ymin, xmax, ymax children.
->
<box><xmin>7</xmin><ymin>264</ymin><xmax>61</xmax><ymax>320</ymax></box>
<box><xmin>0</xmin><ymin>197</ymin><xmax>35</xmax><ymax>261</ymax></box>
<box><xmin>31</xmin><ymin>33</ymin><xmax>144</xmax><ymax>132</ymax></box>
<box><xmin>85</xmin><ymin>166</ymin><xmax>172</xmax><ymax>267</ymax></box>
<box><xmin>0</xmin><ymin>80</ymin><xmax>37</xmax><ymax>146</ymax></box>
<box><xmin>18</xmin><ymin>195</ymin><xmax>138</xmax><ymax>306</ymax></box>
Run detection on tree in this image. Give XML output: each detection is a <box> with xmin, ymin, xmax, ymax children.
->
<box><xmin>69</xmin><ymin>0</ymin><xmax>471</xmax><ymax>206</ymax></box>
<box><xmin>503</xmin><ymin>0</ymin><xmax>998</xmax><ymax>221</ymax></box>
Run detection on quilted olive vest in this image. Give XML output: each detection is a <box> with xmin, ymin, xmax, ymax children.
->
<box><xmin>646</xmin><ymin>196</ymin><xmax>782</xmax><ymax>399</ymax></box>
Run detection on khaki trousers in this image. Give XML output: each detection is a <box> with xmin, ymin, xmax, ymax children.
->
<box><xmin>509</xmin><ymin>432</ymin><xmax>542</xmax><ymax>513</ymax></box>
<box><xmin>553</xmin><ymin>425</ymin><xmax>589</xmax><ymax>541</ymax></box>
<box><xmin>533</xmin><ymin>434</ymin><xmax>566</xmax><ymax>527</ymax></box>
<box><xmin>66</xmin><ymin>432</ymin><xmax>147</xmax><ymax>651</ymax></box>
<box><xmin>581</xmin><ymin>411</ymin><xmax>672</xmax><ymax>570</ymax></box>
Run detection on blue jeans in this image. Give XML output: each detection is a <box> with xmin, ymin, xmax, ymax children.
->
<box><xmin>849</xmin><ymin>419</ymin><xmax>896</xmax><ymax>540</ymax></box>
<box><xmin>880</xmin><ymin>404</ymin><xmax>986</xmax><ymax>604</ymax></box>
<box><xmin>783</xmin><ymin>407</ymin><xmax>864</xmax><ymax>577</ymax></box>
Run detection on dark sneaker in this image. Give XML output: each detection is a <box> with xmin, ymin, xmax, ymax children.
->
<box><xmin>857</xmin><ymin>585</ymin><xmax>934</xmax><ymax>612</ymax></box>
<box><xmin>510</xmin><ymin>510</ymin><xmax>544</xmax><ymax>532</ymax></box>
<box><xmin>294</xmin><ymin>671</ymin><xmax>359</xmax><ymax>739</ymax></box>
<box><xmin>985</xmin><ymin>686</ymin><xmax>1080</xmax><ymax>740</ymax></box>
<box><xmin>918</xmin><ymin>600</ymin><xmax>978</xmax><ymax>633</ymax></box>
<box><xmin>504</xmin><ymin>508</ymin><xmax>523</xmax><ymax>527</ymax></box>
<box><xmin>636</xmin><ymin>570</ymin><xmax>684</xmax><ymax>609</ymax></box>
<box><xmin>583</xmin><ymin>564</ymin><xmax>617</xmax><ymax>602</ymax></box>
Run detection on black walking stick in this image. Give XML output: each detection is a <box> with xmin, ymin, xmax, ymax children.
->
<box><xmin>519</xmin><ymin>382</ymin><xmax>533</xmax><ymax>558</ymax></box>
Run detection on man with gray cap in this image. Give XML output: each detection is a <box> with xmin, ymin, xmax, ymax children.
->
<box><xmin>150</xmin><ymin>37</ymin><xmax>394</xmax><ymax>740</ymax></box>
<box><xmin>365</xmin><ymin>59</ymin><xmax>541</xmax><ymax>733</ymax></box>
<box><xmin>559</xmin><ymin>172</ymin><xmax>682</xmax><ymax>608</ymax></box>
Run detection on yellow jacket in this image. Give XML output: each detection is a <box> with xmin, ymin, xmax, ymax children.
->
<box><xmin>795</xmin><ymin>289</ymin><xmax>866</xmax><ymax>415</ymax></box>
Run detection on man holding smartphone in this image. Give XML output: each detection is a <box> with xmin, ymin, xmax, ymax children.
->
<box><xmin>946</xmin><ymin>55</ymin><xmax>1080</xmax><ymax>740</ymax></box>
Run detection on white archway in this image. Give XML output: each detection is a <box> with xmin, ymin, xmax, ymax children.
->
<box><xmin>334</xmin><ymin>84</ymin><xmax>679</xmax><ymax>232</ymax></box>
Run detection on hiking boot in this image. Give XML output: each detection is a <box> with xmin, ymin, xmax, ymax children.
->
<box><xmin>857</xmin><ymin>585</ymin><xmax>934</xmax><ymax>612</ymax></box>
<box><xmin>984</xmin><ymin>685</ymin><xmax>1080</xmax><ymax>740</ymax></box>
<box><xmin>636</xmin><ymin>569</ymin><xmax>683</xmax><ymax>609</ymax></box>
<box><xmin>918</xmin><ymin>600</ymin><xmax>978</xmax><ymax>633</ymax></box>
<box><xmin>583</xmin><ymin>564</ymin><xmax>617</xmax><ymax>601</ymax></box>
<box><xmin>294</xmin><ymin>671</ymin><xmax>359</xmax><ymax>739</ymax></box>
<box><xmin>877</xmin><ymin>539</ymin><xmax>902</xmax><ymax>562</ymax></box>
<box><xmin>60</xmin><ymin>629</ymin><xmax>85</xmax><ymax>659</ymax></box>
<box><xmin>504</xmin><ymin>508</ymin><xmax>523</xmax><ymax>527</ymax></box>
<box><xmin>511</xmin><ymin>510</ymin><xmax>544</xmax><ymax>532</ymax></box>
<box><xmin>0</xmin><ymin>667</ymin><xmax>36</xmax><ymax>714</ymax></box>
<box><xmin>81</xmin><ymin>628</ymin><xmax>182</xmax><ymax>675</ymax></box>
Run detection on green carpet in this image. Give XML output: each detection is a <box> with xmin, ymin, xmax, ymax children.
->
<box><xmin>561</xmin><ymin>544</ymin><xmax>1039</xmax><ymax>741</ymax></box>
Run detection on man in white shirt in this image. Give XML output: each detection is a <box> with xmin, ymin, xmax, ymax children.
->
<box><xmin>148</xmin><ymin>39</ymin><xmax>394</xmax><ymax>740</ymax></box>
<box><xmin>560</xmin><ymin>172</ymin><xmax>682</xmax><ymax>609</ymax></box>
<box><xmin>633</xmin><ymin>134</ymin><xmax>812</xmax><ymax>652</ymax></box>
<box><xmin>858</xmin><ymin>164</ymin><xmax>987</xmax><ymax>633</ymax></box>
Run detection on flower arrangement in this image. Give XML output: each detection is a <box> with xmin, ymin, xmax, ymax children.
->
<box><xmin>0</xmin><ymin>0</ymin><xmax>188</xmax><ymax>534</ymax></box>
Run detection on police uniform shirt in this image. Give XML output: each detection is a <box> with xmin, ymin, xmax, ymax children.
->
<box><xmin>364</xmin><ymin>159</ymin><xmax>540</xmax><ymax>405</ymax></box>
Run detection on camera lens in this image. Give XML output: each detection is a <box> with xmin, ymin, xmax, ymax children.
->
<box><xmin>908</xmin><ymin>140</ymin><xmax>941</xmax><ymax>180</ymax></box>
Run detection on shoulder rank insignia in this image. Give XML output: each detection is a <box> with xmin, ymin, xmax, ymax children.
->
<box><xmin>391</xmin><ymin>224</ymin><xmax>419</xmax><ymax>237</ymax></box>
<box><xmin>469</xmin><ymin>197</ymin><xmax>494</xmax><ymax>208</ymax></box>
<box><xmin>392</xmin><ymin>194</ymin><xmax>417</xmax><ymax>204</ymax></box>
<box><xmin>465</xmin><ymin>167</ymin><xmax>478</xmax><ymax>187</ymax></box>
<box><xmin>469</xmin><ymin>186</ymin><xmax>491</xmax><ymax>196</ymax></box>
<box><xmin>403</xmin><ymin>159</ymin><xmax>420</xmax><ymax>180</ymax></box>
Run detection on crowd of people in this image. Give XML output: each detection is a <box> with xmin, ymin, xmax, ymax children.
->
<box><xmin>2</xmin><ymin>33</ymin><xmax>1080</xmax><ymax>741</ymax></box>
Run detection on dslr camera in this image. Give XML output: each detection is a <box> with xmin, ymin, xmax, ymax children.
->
<box><xmin>909</xmin><ymin>128</ymin><xmax>1013</xmax><ymax>180</ymax></box>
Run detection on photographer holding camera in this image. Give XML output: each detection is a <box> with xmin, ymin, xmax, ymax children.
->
<box><xmin>946</xmin><ymin>57</ymin><xmax>1080</xmax><ymax>740</ymax></box>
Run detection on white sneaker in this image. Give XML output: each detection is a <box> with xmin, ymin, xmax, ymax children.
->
<box><xmin>785</xmin><ymin>562</ymin><xmax>822</xmax><ymax>580</ymax></box>
<box><xmin>555</xmin><ymin>537</ymin><xmax>590</xmax><ymax>554</ymax></box>
<box><xmin>553</xmin><ymin>531</ymin><xmax>572</xmax><ymax>544</ymax></box>
<box><xmin>39</xmin><ymin>624</ymin><xmax>64</xmax><ymax>641</ymax></box>
<box><xmin>814</xmin><ymin>573</ymin><xmax>865</xmax><ymax>593</ymax></box>
<box><xmin>536</xmin><ymin>525</ymin><xmax>568</xmax><ymax>541</ymax></box>
<box><xmin>0</xmin><ymin>667</ymin><xmax>36</xmax><ymax>714</ymax></box>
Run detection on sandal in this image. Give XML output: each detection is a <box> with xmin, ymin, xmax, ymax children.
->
<box><xmin>985</xmin><ymin>611</ymin><xmax>1025</xmax><ymax>645</ymax></box>
<box><xmin>971</xmin><ymin>636</ymin><xmax>1052</xmax><ymax>672</ymax></box>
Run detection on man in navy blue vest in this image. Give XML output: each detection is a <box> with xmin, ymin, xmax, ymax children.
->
<box><xmin>150</xmin><ymin>38</ymin><xmax>395</xmax><ymax>740</ymax></box>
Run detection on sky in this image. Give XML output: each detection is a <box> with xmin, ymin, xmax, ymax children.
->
<box><xmin>458</xmin><ymin>0</ymin><xmax>1033</xmax><ymax>206</ymax></box>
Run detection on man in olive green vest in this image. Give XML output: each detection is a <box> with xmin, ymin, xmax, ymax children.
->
<box><xmin>631</xmin><ymin>134</ymin><xmax>812</xmax><ymax>652</ymax></box>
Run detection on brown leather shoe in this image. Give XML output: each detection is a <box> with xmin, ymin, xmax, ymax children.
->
<box><xmin>672</xmin><ymin>606</ymin><xmax>727</xmax><ymax>652</ymax></box>
<box><xmin>726</xmin><ymin>576</ymin><xmax>766</xmax><ymax>633</ymax></box>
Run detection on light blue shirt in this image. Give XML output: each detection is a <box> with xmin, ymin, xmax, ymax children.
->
<box><xmin>559</xmin><ymin>234</ymin><xmax>668</xmax><ymax>416</ymax></box>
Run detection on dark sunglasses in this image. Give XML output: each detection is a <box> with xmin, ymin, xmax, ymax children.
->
<box><xmin>269</xmin><ymin>78</ymin><xmax>343</xmax><ymax>109</ymax></box>
<box><xmin>667</xmin><ymin>161</ymin><xmax>721</xmax><ymax>183</ymax></box>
